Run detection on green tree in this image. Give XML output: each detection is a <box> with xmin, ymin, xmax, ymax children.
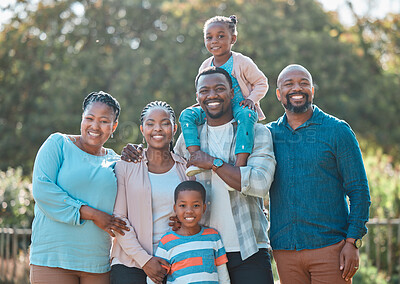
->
<box><xmin>0</xmin><ymin>0</ymin><xmax>399</xmax><ymax>172</ymax></box>
<box><xmin>0</xmin><ymin>167</ymin><xmax>33</xmax><ymax>227</ymax></box>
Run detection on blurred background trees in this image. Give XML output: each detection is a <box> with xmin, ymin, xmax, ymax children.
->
<box><xmin>1</xmin><ymin>0</ymin><xmax>399</xmax><ymax>172</ymax></box>
<box><xmin>0</xmin><ymin>0</ymin><xmax>399</xmax><ymax>281</ymax></box>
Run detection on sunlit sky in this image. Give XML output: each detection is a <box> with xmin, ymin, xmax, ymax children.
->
<box><xmin>0</xmin><ymin>0</ymin><xmax>399</xmax><ymax>26</ymax></box>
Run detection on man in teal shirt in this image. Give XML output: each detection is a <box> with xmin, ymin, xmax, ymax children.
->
<box><xmin>267</xmin><ymin>64</ymin><xmax>370</xmax><ymax>284</ymax></box>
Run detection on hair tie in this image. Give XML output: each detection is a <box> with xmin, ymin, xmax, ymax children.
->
<box><xmin>229</xmin><ymin>15</ymin><xmax>237</xmax><ymax>24</ymax></box>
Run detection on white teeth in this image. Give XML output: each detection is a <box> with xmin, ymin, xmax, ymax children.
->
<box><xmin>185</xmin><ymin>217</ymin><xmax>195</xmax><ymax>221</ymax></box>
<box><xmin>153</xmin><ymin>135</ymin><xmax>163</xmax><ymax>139</ymax></box>
<box><xmin>89</xmin><ymin>132</ymin><xmax>100</xmax><ymax>137</ymax></box>
<box><xmin>291</xmin><ymin>95</ymin><xmax>303</xmax><ymax>99</ymax></box>
<box><xmin>207</xmin><ymin>102</ymin><xmax>220</xmax><ymax>106</ymax></box>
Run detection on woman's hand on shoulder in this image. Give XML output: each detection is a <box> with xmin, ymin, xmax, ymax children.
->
<box><xmin>121</xmin><ymin>143</ymin><xmax>144</xmax><ymax>163</ymax></box>
<box><xmin>143</xmin><ymin>256</ymin><xmax>170</xmax><ymax>284</ymax></box>
<box><xmin>80</xmin><ymin>205</ymin><xmax>129</xmax><ymax>237</ymax></box>
<box><xmin>169</xmin><ymin>215</ymin><xmax>181</xmax><ymax>231</ymax></box>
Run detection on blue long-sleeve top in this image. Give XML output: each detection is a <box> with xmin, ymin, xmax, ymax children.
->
<box><xmin>267</xmin><ymin>106</ymin><xmax>371</xmax><ymax>250</ymax></box>
<box><xmin>30</xmin><ymin>133</ymin><xmax>119</xmax><ymax>273</ymax></box>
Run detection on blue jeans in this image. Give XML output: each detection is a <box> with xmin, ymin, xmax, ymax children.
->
<box><xmin>179</xmin><ymin>97</ymin><xmax>258</xmax><ymax>155</ymax></box>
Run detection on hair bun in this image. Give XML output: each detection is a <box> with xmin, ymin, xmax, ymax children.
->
<box><xmin>229</xmin><ymin>15</ymin><xmax>238</xmax><ymax>24</ymax></box>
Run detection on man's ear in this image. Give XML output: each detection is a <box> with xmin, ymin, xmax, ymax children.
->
<box><xmin>276</xmin><ymin>88</ymin><xmax>281</xmax><ymax>101</ymax></box>
<box><xmin>196</xmin><ymin>92</ymin><xmax>199</xmax><ymax>103</ymax></box>
<box><xmin>230</xmin><ymin>88</ymin><xmax>234</xmax><ymax>100</ymax></box>
<box><xmin>311</xmin><ymin>86</ymin><xmax>315</xmax><ymax>99</ymax></box>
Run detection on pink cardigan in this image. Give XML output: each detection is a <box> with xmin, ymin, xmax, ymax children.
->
<box><xmin>111</xmin><ymin>151</ymin><xmax>191</xmax><ymax>268</ymax></box>
<box><xmin>199</xmin><ymin>51</ymin><xmax>269</xmax><ymax>120</ymax></box>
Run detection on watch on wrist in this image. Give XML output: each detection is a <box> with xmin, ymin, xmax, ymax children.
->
<box><xmin>353</xmin><ymin>238</ymin><xmax>362</xmax><ymax>249</ymax></box>
<box><xmin>346</xmin><ymin>239</ymin><xmax>362</xmax><ymax>249</ymax></box>
<box><xmin>212</xmin><ymin>158</ymin><xmax>224</xmax><ymax>172</ymax></box>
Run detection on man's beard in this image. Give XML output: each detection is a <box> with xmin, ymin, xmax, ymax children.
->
<box><xmin>204</xmin><ymin>108</ymin><xmax>224</xmax><ymax>119</ymax></box>
<box><xmin>283</xmin><ymin>93</ymin><xmax>311</xmax><ymax>113</ymax></box>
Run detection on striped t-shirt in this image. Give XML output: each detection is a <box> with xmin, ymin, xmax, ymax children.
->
<box><xmin>155</xmin><ymin>227</ymin><xmax>228</xmax><ymax>283</ymax></box>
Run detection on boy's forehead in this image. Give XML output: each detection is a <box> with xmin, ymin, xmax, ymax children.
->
<box><xmin>177</xmin><ymin>190</ymin><xmax>203</xmax><ymax>200</ymax></box>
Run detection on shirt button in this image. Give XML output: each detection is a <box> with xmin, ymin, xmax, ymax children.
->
<box><xmin>207</xmin><ymin>202</ymin><xmax>211</xmax><ymax>205</ymax></box>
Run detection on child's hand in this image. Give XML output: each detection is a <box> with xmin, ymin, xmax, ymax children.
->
<box><xmin>143</xmin><ymin>257</ymin><xmax>170</xmax><ymax>284</ymax></box>
<box><xmin>239</xmin><ymin>99</ymin><xmax>256</xmax><ymax>111</ymax></box>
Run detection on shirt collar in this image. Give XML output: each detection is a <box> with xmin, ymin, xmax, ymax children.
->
<box><xmin>278</xmin><ymin>105</ymin><xmax>323</xmax><ymax>128</ymax></box>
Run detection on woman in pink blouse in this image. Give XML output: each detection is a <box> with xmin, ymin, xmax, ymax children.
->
<box><xmin>110</xmin><ymin>101</ymin><xmax>191</xmax><ymax>284</ymax></box>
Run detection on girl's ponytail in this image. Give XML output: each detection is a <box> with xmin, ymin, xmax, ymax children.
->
<box><xmin>229</xmin><ymin>15</ymin><xmax>238</xmax><ymax>25</ymax></box>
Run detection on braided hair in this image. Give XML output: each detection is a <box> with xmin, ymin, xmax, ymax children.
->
<box><xmin>140</xmin><ymin>101</ymin><xmax>176</xmax><ymax>152</ymax></box>
<box><xmin>83</xmin><ymin>91</ymin><xmax>121</xmax><ymax>121</ymax></box>
<box><xmin>203</xmin><ymin>15</ymin><xmax>238</xmax><ymax>36</ymax></box>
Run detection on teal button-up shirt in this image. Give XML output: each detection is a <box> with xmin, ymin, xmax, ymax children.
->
<box><xmin>267</xmin><ymin>105</ymin><xmax>371</xmax><ymax>250</ymax></box>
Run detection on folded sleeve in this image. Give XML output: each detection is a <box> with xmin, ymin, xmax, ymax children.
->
<box><xmin>32</xmin><ymin>133</ymin><xmax>87</xmax><ymax>225</ymax></box>
<box><xmin>240</xmin><ymin>125</ymin><xmax>276</xmax><ymax>198</ymax></box>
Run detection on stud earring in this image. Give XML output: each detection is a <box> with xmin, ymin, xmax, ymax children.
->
<box><xmin>111</xmin><ymin>133</ymin><xmax>114</xmax><ymax>139</ymax></box>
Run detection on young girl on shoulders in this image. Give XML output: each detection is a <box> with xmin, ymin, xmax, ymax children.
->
<box><xmin>179</xmin><ymin>15</ymin><xmax>269</xmax><ymax>176</ymax></box>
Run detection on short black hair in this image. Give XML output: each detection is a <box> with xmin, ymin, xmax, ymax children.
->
<box><xmin>195</xmin><ymin>66</ymin><xmax>232</xmax><ymax>89</ymax></box>
<box><xmin>174</xmin><ymin>181</ymin><xmax>206</xmax><ymax>203</ymax></box>
<box><xmin>83</xmin><ymin>91</ymin><xmax>120</xmax><ymax>121</ymax></box>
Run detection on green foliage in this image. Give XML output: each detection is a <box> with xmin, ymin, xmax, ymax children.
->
<box><xmin>353</xmin><ymin>254</ymin><xmax>388</xmax><ymax>284</ymax></box>
<box><xmin>1</xmin><ymin>0</ymin><xmax>399</xmax><ymax>172</ymax></box>
<box><xmin>361</xmin><ymin>140</ymin><xmax>400</xmax><ymax>218</ymax></box>
<box><xmin>0</xmin><ymin>167</ymin><xmax>34</xmax><ymax>227</ymax></box>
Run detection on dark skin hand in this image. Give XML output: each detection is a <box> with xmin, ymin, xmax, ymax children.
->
<box><xmin>340</xmin><ymin>239</ymin><xmax>360</xmax><ymax>281</ymax></box>
<box><xmin>169</xmin><ymin>215</ymin><xmax>181</xmax><ymax>231</ymax></box>
<box><xmin>121</xmin><ymin>144</ymin><xmax>144</xmax><ymax>163</ymax></box>
<box><xmin>79</xmin><ymin>205</ymin><xmax>129</xmax><ymax>237</ymax></box>
<box><xmin>239</xmin><ymin>98</ymin><xmax>256</xmax><ymax>111</ymax></box>
<box><xmin>187</xmin><ymin>150</ymin><xmax>242</xmax><ymax>191</ymax></box>
<box><xmin>143</xmin><ymin>256</ymin><xmax>170</xmax><ymax>284</ymax></box>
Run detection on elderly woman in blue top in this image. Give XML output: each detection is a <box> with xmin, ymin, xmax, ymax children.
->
<box><xmin>30</xmin><ymin>91</ymin><xmax>129</xmax><ymax>284</ymax></box>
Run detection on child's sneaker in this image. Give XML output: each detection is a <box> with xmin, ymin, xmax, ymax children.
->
<box><xmin>185</xmin><ymin>165</ymin><xmax>207</xmax><ymax>177</ymax></box>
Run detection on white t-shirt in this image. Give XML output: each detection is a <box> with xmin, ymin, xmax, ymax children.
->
<box><xmin>206</xmin><ymin>122</ymin><xmax>240</xmax><ymax>252</ymax></box>
<box><xmin>148</xmin><ymin>164</ymin><xmax>181</xmax><ymax>253</ymax></box>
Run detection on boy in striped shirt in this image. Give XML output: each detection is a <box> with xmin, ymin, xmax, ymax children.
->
<box><xmin>148</xmin><ymin>181</ymin><xmax>230</xmax><ymax>284</ymax></box>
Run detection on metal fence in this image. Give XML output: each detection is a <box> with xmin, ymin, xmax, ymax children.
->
<box><xmin>1</xmin><ymin>219</ymin><xmax>399</xmax><ymax>284</ymax></box>
<box><xmin>0</xmin><ymin>227</ymin><xmax>31</xmax><ymax>284</ymax></box>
